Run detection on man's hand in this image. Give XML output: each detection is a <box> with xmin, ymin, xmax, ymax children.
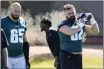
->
<box><xmin>4</xmin><ymin>67</ymin><xmax>8</xmax><ymax>69</ymax></box>
<box><xmin>85</xmin><ymin>13</ymin><xmax>97</xmax><ymax>24</ymax></box>
<box><xmin>77</xmin><ymin>13</ymin><xmax>87</xmax><ymax>23</ymax></box>
<box><xmin>78</xmin><ymin>13</ymin><xmax>93</xmax><ymax>24</ymax></box>
<box><xmin>26</xmin><ymin>60</ymin><xmax>30</xmax><ymax>69</ymax></box>
<box><xmin>54</xmin><ymin>57</ymin><xmax>58</xmax><ymax>68</ymax></box>
<box><xmin>84</xmin><ymin>13</ymin><xmax>99</xmax><ymax>35</ymax></box>
<box><xmin>77</xmin><ymin>21</ymin><xmax>85</xmax><ymax>28</ymax></box>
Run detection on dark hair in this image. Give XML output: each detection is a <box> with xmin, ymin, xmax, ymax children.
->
<box><xmin>41</xmin><ymin>18</ymin><xmax>52</xmax><ymax>27</ymax></box>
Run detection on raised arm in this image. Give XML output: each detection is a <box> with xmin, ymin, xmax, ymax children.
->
<box><xmin>85</xmin><ymin>13</ymin><xmax>100</xmax><ymax>35</ymax></box>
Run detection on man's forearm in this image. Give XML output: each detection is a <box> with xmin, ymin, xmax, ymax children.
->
<box><xmin>59</xmin><ymin>25</ymin><xmax>80</xmax><ymax>35</ymax></box>
<box><xmin>2</xmin><ymin>48</ymin><xmax>8</xmax><ymax>67</ymax></box>
<box><xmin>86</xmin><ymin>13</ymin><xmax>100</xmax><ymax>35</ymax></box>
<box><xmin>23</xmin><ymin>42</ymin><xmax>29</xmax><ymax>61</ymax></box>
<box><xmin>23</xmin><ymin>32</ymin><xmax>30</xmax><ymax>62</ymax></box>
<box><xmin>91</xmin><ymin>23</ymin><xmax>100</xmax><ymax>35</ymax></box>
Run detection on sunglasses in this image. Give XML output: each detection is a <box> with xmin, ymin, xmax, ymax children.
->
<box><xmin>64</xmin><ymin>7</ymin><xmax>71</xmax><ymax>10</ymax></box>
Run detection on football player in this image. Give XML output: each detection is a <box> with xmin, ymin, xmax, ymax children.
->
<box><xmin>1</xmin><ymin>2</ymin><xmax>30</xmax><ymax>69</ymax></box>
<box><xmin>57</xmin><ymin>4</ymin><xmax>99</xmax><ymax>69</ymax></box>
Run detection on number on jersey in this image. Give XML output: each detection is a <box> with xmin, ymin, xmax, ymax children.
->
<box><xmin>10</xmin><ymin>29</ymin><xmax>25</xmax><ymax>43</ymax></box>
<box><xmin>71</xmin><ymin>28</ymin><xmax>84</xmax><ymax>41</ymax></box>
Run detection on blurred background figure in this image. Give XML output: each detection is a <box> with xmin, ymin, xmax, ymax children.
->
<box><xmin>40</xmin><ymin>18</ymin><xmax>61</xmax><ymax>69</ymax></box>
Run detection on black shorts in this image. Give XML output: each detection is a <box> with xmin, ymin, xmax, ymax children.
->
<box><xmin>60</xmin><ymin>50</ymin><xmax>82</xmax><ymax>69</ymax></box>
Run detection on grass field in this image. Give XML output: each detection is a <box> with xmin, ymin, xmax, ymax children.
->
<box><xmin>30</xmin><ymin>56</ymin><xmax>103</xmax><ymax>69</ymax></box>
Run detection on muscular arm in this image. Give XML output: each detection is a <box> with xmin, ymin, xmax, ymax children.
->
<box><xmin>85</xmin><ymin>24</ymin><xmax>99</xmax><ymax>35</ymax></box>
<box><xmin>59</xmin><ymin>25</ymin><xmax>80</xmax><ymax>35</ymax></box>
<box><xmin>23</xmin><ymin>32</ymin><xmax>30</xmax><ymax>66</ymax></box>
<box><xmin>1</xmin><ymin>29</ymin><xmax>8</xmax><ymax>68</ymax></box>
<box><xmin>23</xmin><ymin>32</ymin><xmax>28</xmax><ymax>42</ymax></box>
<box><xmin>2</xmin><ymin>48</ymin><xmax>8</xmax><ymax>68</ymax></box>
<box><xmin>85</xmin><ymin>14</ymin><xmax>100</xmax><ymax>35</ymax></box>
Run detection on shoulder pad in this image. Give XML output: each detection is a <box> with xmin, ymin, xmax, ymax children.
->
<box><xmin>1</xmin><ymin>16</ymin><xmax>7</xmax><ymax>20</ymax></box>
<box><xmin>19</xmin><ymin>17</ymin><xmax>26</xmax><ymax>27</ymax></box>
<box><xmin>19</xmin><ymin>17</ymin><xmax>25</xmax><ymax>21</ymax></box>
<box><xmin>57</xmin><ymin>20</ymin><xmax>67</xmax><ymax>27</ymax></box>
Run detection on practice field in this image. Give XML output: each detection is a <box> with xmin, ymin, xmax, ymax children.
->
<box><xmin>30</xmin><ymin>56</ymin><xmax>102</xmax><ymax>69</ymax></box>
<box><xmin>30</xmin><ymin>45</ymin><xmax>103</xmax><ymax>69</ymax></box>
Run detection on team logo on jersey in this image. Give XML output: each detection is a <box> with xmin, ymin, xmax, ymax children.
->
<box><xmin>20</xmin><ymin>21</ymin><xmax>26</xmax><ymax>27</ymax></box>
